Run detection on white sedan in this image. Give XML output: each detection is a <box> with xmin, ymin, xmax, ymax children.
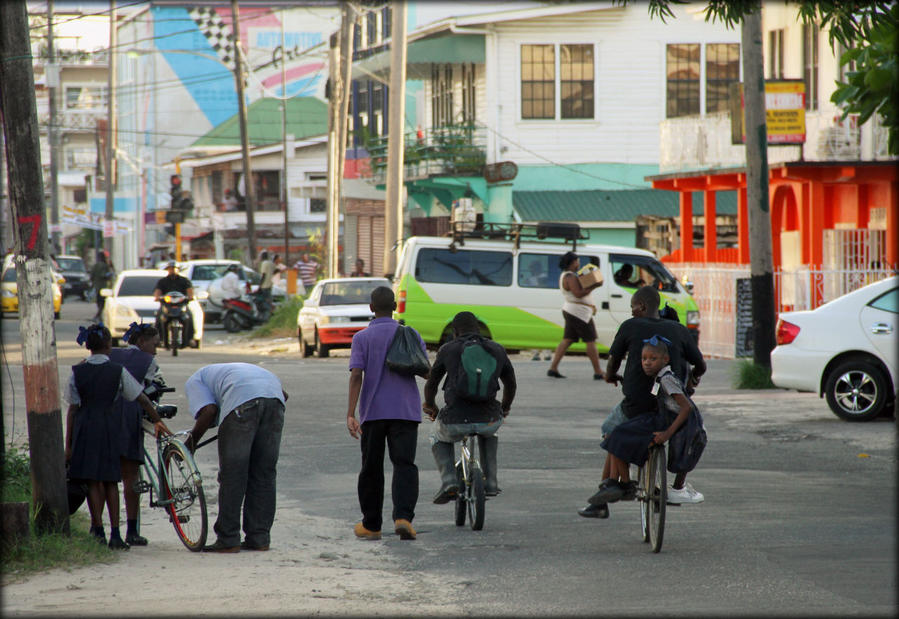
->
<box><xmin>771</xmin><ymin>275</ymin><xmax>897</xmax><ymax>421</ymax></box>
<box><xmin>100</xmin><ymin>269</ymin><xmax>204</xmax><ymax>347</ymax></box>
<box><xmin>297</xmin><ymin>277</ymin><xmax>390</xmax><ymax>357</ymax></box>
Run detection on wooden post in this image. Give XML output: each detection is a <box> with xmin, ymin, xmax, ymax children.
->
<box><xmin>741</xmin><ymin>6</ymin><xmax>776</xmax><ymax>368</ymax></box>
<box><xmin>383</xmin><ymin>1</ymin><xmax>408</xmax><ymax>277</ymax></box>
<box><xmin>0</xmin><ymin>0</ymin><xmax>70</xmax><ymax>535</ymax></box>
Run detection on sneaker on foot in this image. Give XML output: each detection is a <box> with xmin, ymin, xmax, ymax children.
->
<box><xmin>432</xmin><ymin>483</ymin><xmax>459</xmax><ymax>504</ymax></box>
<box><xmin>203</xmin><ymin>540</ymin><xmax>240</xmax><ymax>553</ymax></box>
<box><xmin>125</xmin><ymin>532</ymin><xmax>148</xmax><ymax>546</ymax></box>
<box><xmin>668</xmin><ymin>482</ymin><xmax>704</xmax><ymax>504</ymax></box>
<box><xmin>577</xmin><ymin>503</ymin><xmax>609</xmax><ymax>519</ymax></box>
<box><xmin>108</xmin><ymin>537</ymin><xmax>130</xmax><ymax>551</ymax></box>
<box><xmin>547</xmin><ymin>369</ymin><xmax>566</xmax><ymax>378</ymax></box>
<box><xmin>588</xmin><ymin>478</ymin><xmax>624</xmax><ymax>505</ymax></box>
<box><xmin>394</xmin><ymin>519</ymin><xmax>416</xmax><ymax>540</ymax></box>
<box><xmin>240</xmin><ymin>540</ymin><xmax>270</xmax><ymax>551</ymax></box>
<box><xmin>353</xmin><ymin>522</ymin><xmax>382</xmax><ymax>540</ymax></box>
<box><xmin>620</xmin><ymin>480</ymin><xmax>638</xmax><ymax>501</ymax></box>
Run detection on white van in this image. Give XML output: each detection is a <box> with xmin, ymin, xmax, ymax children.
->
<box><xmin>393</xmin><ymin>226</ymin><xmax>700</xmax><ymax>352</ymax></box>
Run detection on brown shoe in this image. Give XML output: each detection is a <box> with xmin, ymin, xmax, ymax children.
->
<box><xmin>203</xmin><ymin>540</ymin><xmax>240</xmax><ymax>553</ymax></box>
<box><xmin>394</xmin><ymin>519</ymin><xmax>416</xmax><ymax>540</ymax></box>
<box><xmin>353</xmin><ymin>522</ymin><xmax>381</xmax><ymax>540</ymax></box>
<box><xmin>240</xmin><ymin>540</ymin><xmax>270</xmax><ymax>551</ymax></box>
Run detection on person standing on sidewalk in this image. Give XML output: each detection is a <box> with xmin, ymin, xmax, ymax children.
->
<box><xmin>89</xmin><ymin>250</ymin><xmax>114</xmax><ymax>321</ymax></box>
<box><xmin>109</xmin><ymin>322</ymin><xmax>164</xmax><ymax>546</ymax></box>
<box><xmin>293</xmin><ymin>253</ymin><xmax>319</xmax><ymax>289</ymax></box>
<box><xmin>423</xmin><ymin>311</ymin><xmax>516</xmax><ymax>503</ymax></box>
<box><xmin>547</xmin><ymin>251</ymin><xmax>604</xmax><ymax>380</ymax></box>
<box><xmin>346</xmin><ymin>286</ymin><xmax>425</xmax><ymax>541</ymax></box>
<box><xmin>184</xmin><ymin>363</ymin><xmax>287</xmax><ymax>553</ymax></box>
<box><xmin>258</xmin><ymin>251</ymin><xmax>275</xmax><ymax>312</ymax></box>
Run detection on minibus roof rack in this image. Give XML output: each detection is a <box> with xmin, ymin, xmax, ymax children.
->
<box><xmin>446</xmin><ymin>221</ymin><xmax>587</xmax><ymax>250</ymax></box>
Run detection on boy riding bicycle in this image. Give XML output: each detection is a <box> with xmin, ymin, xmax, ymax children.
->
<box><xmin>423</xmin><ymin>311</ymin><xmax>517</xmax><ymax>503</ymax></box>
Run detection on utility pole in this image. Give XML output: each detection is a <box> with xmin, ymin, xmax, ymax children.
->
<box><xmin>741</xmin><ymin>5</ymin><xmax>776</xmax><ymax>368</ymax></box>
<box><xmin>104</xmin><ymin>0</ymin><xmax>117</xmax><ymax>258</ymax></box>
<box><xmin>326</xmin><ymin>4</ymin><xmax>355</xmax><ymax>278</ymax></box>
<box><xmin>383</xmin><ymin>1</ymin><xmax>407</xmax><ymax>277</ymax></box>
<box><xmin>0</xmin><ymin>0</ymin><xmax>70</xmax><ymax>535</ymax></box>
<box><xmin>47</xmin><ymin>0</ymin><xmax>60</xmax><ymax>254</ymax></box>
<box><xmin>0</xmin><ymin>113</ymin><xmax>8</xmax><ymax>255</ymax></box>
<box><xmin>281</xmin><ymin>13</ymin><xmax>289</xmax><ymax>268</ymax></box>
<box><xmin>231</xmin><ymin>0</ymin><xmax>257</xmax><ymax>263</ymax></box>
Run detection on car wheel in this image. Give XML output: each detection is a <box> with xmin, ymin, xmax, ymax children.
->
<box><xmin>298</xmin><ymin>328</ymin><xmax>312</xmax><ymax>357</ymax></box>
<box><xmin>314</xmin><ymin>329</ymin><xmax>330</xmax><ymax>358</ymax></box>
<box><xmin>824</xmin><ymin>359</ymin><xmax>889</xmax><ymax>422</ymax></box>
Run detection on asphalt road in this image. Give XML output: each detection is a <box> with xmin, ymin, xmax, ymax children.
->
<box><xmin>2</xmin><ymin>299</ymin><xmax>896</xmax><ymax>616</ymax></box>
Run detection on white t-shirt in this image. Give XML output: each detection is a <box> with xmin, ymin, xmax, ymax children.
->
<box><xmin>221</xmin><ymin>271</ymin><xmax>243</xmax><ymax>299</ymax></box>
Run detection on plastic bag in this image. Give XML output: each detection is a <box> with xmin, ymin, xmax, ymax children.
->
<box><xmin>385</xmin><ymin>325</ymin><xmax>430</xmax><ymax>377</ymax></box>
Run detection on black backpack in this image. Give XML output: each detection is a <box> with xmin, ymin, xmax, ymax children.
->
<box><xmin>454</xmin><ymin>335</ymin><xmax>502</xmax><ymax>402</ymax></box>
<box><xmin>667</xmin><ymin>403</ymin><xmax>707</xmax><ymax>474</ymax></box>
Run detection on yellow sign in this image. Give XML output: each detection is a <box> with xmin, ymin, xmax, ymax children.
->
<box><xmin>736</xmin><ymin>80</ymin><xmax>806</xmax><ymax>145</ymax></box>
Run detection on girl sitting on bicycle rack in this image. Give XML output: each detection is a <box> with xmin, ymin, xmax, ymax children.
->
<box><xmin>590</xmin><ymin>336</ymin><xmax>693</xmax><ymax>505</ymax></box>
<box><xmin>65</xmin><ymin>323</ymin><xmax>171</xmax><ymax>550</ymax></box>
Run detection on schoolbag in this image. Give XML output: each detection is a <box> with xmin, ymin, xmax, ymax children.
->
<box><xmin>667</xmin><ymin>402</ymin><xmax>707</xmax><ymax>474</ymax></box>
<box><xmin>454</xmin><ymin>335</ymin><xmax>501</xmax><ymax>402</ymax></box>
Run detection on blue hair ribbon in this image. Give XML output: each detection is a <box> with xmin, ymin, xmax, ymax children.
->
<box><xmin>642</xmin><ymin>334</ymin><xmax>672</xmax><ymax>347</ymax></box>
<box><xmin>76</xmin><ymin>323</ymin><xmax>106</xmax><ymax>347</ymax></box>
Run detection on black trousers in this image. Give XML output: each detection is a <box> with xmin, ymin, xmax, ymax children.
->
<box><xmin>358</xmin><ymin>419</ymin><xmax>419</xmax><ymax>531</ymax></box>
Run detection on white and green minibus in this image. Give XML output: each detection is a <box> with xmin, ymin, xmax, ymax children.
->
<box><xmin>393</xmin><ymin>231</ymin><xmax>700</xmax><ymax>352</ymax></box>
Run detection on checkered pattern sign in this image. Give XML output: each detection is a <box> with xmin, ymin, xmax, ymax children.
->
<box><xmin>188</xmin><ymin>7</ymin><xmax>237</xmax><ymax>70</ymax></box>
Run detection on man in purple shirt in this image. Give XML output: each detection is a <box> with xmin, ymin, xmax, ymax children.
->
<box><xmin>346</xmin><ymin>286</ymin><xmax>426</xmax><ymax>541</ymax></box>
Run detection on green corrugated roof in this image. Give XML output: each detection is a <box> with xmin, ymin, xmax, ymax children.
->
<box><xmin>513</xmin><ymin>189</ymin><xmax>737</xmax><ymax>222</ymax></box>
<box><xmin>191</xmin><ymin>97</ymin><xmax>328</xmax><ymax>147</ymax></box>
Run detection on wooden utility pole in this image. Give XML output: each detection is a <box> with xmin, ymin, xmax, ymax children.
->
<box><xmin>383</xmin><ymin>1</ymin><xmax>407</xmax><ymax>277</ymax></box>
<box><xmin>0</xmin><ymin>0</ymin><xmax>70</xmax><ymax>535</ymax></box>
<box><xmin>104</xmin><ymin>0</ymin><xmax>116</xmax><ymax>256</ymax></box>
<box><xmin>326</xmin><ymin>4</ymin><xmax>354</xmax><ymax>278</ymax></box>
<box><xmin>741</xmin><ymin>6</ymin><xmax>776</xmax><ymax>367</ymax></box>
<box><xmin>281</xmin><ymin>14</ymin><xmax>289</xmax><ymax>268</ymax></box>
<box><xmin>47</xmin><ymin>0</ymin><xmax>60</xmax><ymax>253</ymax></box>
<box><xmin>231</xmin><ymin>0</ymin><xmax>257</xmax><ymax>262</ymax></box>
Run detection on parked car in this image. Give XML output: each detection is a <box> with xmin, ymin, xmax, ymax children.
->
<box><xmin>177</xmin><ymin>259</ymin><xmax>287</xmax><ymax>323</ymax></box>
<box><xmin>771</xmin><ymin>275</ymin><xmax>897</xmax><ymax>421</ymax></box>
<box><xmin>54</xmin><ymin>254</ymin><xmax>91</xmax><ymax>299</ymax></box>
<box><xmin>100</xmin><ymin>269</ymin><xmax>204</xmax><ymax>347</ymax></box>
<box><xmin>297</xmin><ymin>277</ymin><xmax>389</xmax><ymax>357</ymax></box>
<box><xmin>1</xmin><ymin>257</ymin><xmax>63</xmax><ymax>319</ymax></box>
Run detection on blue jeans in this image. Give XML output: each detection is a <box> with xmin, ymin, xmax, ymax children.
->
<box><xmin>214</xmin><ymin>397</ymin><xmax>285</xmax><ymax>547</ymax></box>
<box><xmin>601</xmin><ymin>401</ymin><xmax>627</xmax><ymax>438</ymax></box>
<box><xmin>429</xmin><ymin>419</ymin><xmax>503</xmax><ymax>446</ymax></box>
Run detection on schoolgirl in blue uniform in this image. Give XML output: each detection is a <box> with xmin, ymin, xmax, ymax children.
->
<box><xmin>65</xmin><ymin>324</ymin><xmax>170</xmax><ymax>549</ymax></box>
<box><xmin>109</xmin><ymin>322</ymin><xmax>165</xmax><ymax>546</ymax></box>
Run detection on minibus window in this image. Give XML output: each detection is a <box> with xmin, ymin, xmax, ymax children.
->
<box><xmin>518</xmin><ymin>253</ymin><xmax>599</xmax><ymax>289</ymax></box>
<box><xmin>416</xmin><ymin>248</ymin><xmax>513</xmax><ymax>286</ymax></box>
<box><xmin>610</xmin><ymin>254</ymin><xmax>678</xmax><ymax>293</ymax></box>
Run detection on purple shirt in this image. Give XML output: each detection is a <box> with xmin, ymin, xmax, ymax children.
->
<box><xmin>349</xmin><ymin>317</ymin><xmax>425</xmax><ymax>424</ymax></box>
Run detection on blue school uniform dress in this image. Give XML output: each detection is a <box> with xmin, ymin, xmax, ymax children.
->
<box><xmin>109</xmin><ymin>346</ymin><xmax>155</xmax><ymax>463</ymax></box>
<box><xmin>600</xmin><ymin>366</ymin><xmax>686</xmax><ymax>467</ymax></box>
<box><xmin>67</xmin><ymin>354</ymin><xmax>145</xmax><ymax>482</ymax></box>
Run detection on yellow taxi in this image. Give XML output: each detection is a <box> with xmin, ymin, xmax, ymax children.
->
<box><xmin>1</xmin><ymin>259</ymin><xmax>64</xmax><ymax>319</ymax></box>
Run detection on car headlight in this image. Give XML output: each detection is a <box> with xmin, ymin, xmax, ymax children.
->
<box><xmin>686</xmin><ymin>310</ymin><xmax>700</xmax><ymax>327</ymax></box>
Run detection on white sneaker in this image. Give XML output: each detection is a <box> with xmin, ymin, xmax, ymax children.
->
<box><xmin>668</xmin><ymin>482</ymin><xmax>704</xmax><ymax>504</ymax></box>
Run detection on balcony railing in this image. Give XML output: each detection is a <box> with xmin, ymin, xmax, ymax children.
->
<box><xmin>364</xmin><ymin>123</ymin><xmax>487</xmax><ymax>183</ymax></box>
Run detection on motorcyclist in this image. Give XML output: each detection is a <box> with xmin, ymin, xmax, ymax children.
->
<box><xmin>153</xmin><ymin>261</ymin><xmax>194</xmax><ymax>348</ymax></box>
<box><xmin>220</xmin><ymin>263</ymin><xmax>245</xmax><ymax>301</ymax></box>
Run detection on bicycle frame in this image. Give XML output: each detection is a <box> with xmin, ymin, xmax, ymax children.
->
<box><xmin>457</xmin><ymin>435</ymin><xmax>478</xmax><ymax>485</ymax></box>
<box><xmin>137</xmin><ymin>424</ymin><xmax>201</xmax><ymax>512</ymax></box>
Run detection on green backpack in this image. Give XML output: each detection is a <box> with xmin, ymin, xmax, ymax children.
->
<box><xmin>455</xmin><ymin>336</ymin><xmax>500</xmax><ymax>402</ymax></box>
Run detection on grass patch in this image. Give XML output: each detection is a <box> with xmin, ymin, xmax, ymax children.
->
<box><xmin>733</xmin><ymin>359</ymin><xmax>776</xmax><ymax>389</ymax></box>
<box><xmin>1</xmin><ymin>447</ymin><xmax>118</xmax><ymax>581</ymax></box>
<box><xmin>250</xmin><ymin>295</ymin><xmax>304</xmax><ymax>339</ymax></box>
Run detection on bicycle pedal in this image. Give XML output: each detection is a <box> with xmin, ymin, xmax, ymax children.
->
<box><xmin>133</xmin><ymin>481</ymin><xmax>151</xmax><ymax>494</ymax></box>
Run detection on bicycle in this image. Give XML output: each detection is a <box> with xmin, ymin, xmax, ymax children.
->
<box><xmin>135</xmin><ymin>385</ymin><xmax>210</xmax><ymax>551</ymax></box>
<box><xmin>453</xmin><ymin>434</ymin><xmax>486</xmax><ymax>531</ymax></box>
<box><xmin>636</xmin><ymin>443</ymin><xmax>667</xmax><ymax>553</ymax></box>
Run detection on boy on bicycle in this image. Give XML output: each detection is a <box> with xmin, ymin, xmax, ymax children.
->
<box><xmin>423</xmin><ymin>311</ymin><xmax>516</xmax><ymax>503</ymax></box>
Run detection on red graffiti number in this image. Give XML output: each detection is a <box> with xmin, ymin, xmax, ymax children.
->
<box><xmin>18</xmin><ymin>214</ymin><xmax>41</xmax><ymax>250</ymax></box>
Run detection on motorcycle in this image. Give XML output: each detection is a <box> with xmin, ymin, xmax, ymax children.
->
<box><xmin>158</xmin><ymin>290</ymin><xmax>190</xmax><ymax>356</ymax></box>
<box><xmin>221</xmin><ymin>290</ymin><xmax>272</xmax><ymax>333</ymax></box>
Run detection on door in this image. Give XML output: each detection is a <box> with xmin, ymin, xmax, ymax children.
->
<box><xmin>860</xmin><ymin>286</ymin><xmax>898</xmax><ymax>375</ymax></box>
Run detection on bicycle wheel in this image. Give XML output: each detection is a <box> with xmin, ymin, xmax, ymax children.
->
<box><xmin>468</xmin><ymin>464</ymin><xmax>486</xmax><ymax>531</ymax></box>
<box><xmin>645</xmin><ymin>446</ymin><xmax>667</xmax><ymax>553</ymax></box>
<box><xmin>163</xmin><ymin>442</ymin><xmax>208</xmax><ymax>551</ymax></box>
<box><xmin>638</xmin><ymin>465</ymin><xmax>650</xmax><ymax>543</ymax></box>
<box><xmin>454</xmin><ymin>463</ymin><xmax>466</xmax><ymax>527</ymax></box>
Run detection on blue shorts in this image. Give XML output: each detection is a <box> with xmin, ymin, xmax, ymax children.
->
<box><xmin>601</xmin><ymin>401</ymin><xmax>627</xmax><ymax>438</ymax></box>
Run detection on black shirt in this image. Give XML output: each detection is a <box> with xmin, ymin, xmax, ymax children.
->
<box><xmin>155</xmin><ymin>274</ymin><xmax>192</xmax><ymax>296</ymax></box>
<box><xmin>608</xmin><ymin>316</ymin><xmax>704</xmax><ymax>419</ymax></box>
<box><xmin>430</xmin><ymin>335</ymin><xmax>516</xmax><ymax>424</ymax></box>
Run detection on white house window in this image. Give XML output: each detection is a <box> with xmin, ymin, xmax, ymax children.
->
<box><xmin>521</xmin><ymin>44</ymin><xmax>555</xmax><ymax>119</ymax></box>
<box><xmin>560</xmin><ymin>44</ymin><xmax>594</xmax><ymax>119</ymax></box>
<box><xmin>666</xmin><ymin>43</ymin><xmax>700</xmax><ymax>118</ymax></box>
<box><xmin>706</xmin><ymin>43</ymin><xmax>740</xmax><ymax>113</ymax></box>
<box><xmin>768</xmin><ymin>29</ymin><xmax>784</xmax><ymax>79</ymax></box>
<box><xmin>431</xmin><ymin>64</ymin><xmax>454</xmax><ymax>127</ymax></box>
<box><xmin>461</xmin><ymin>63</ymin><xmax>476</xmax><ymax>124</ymax></box>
